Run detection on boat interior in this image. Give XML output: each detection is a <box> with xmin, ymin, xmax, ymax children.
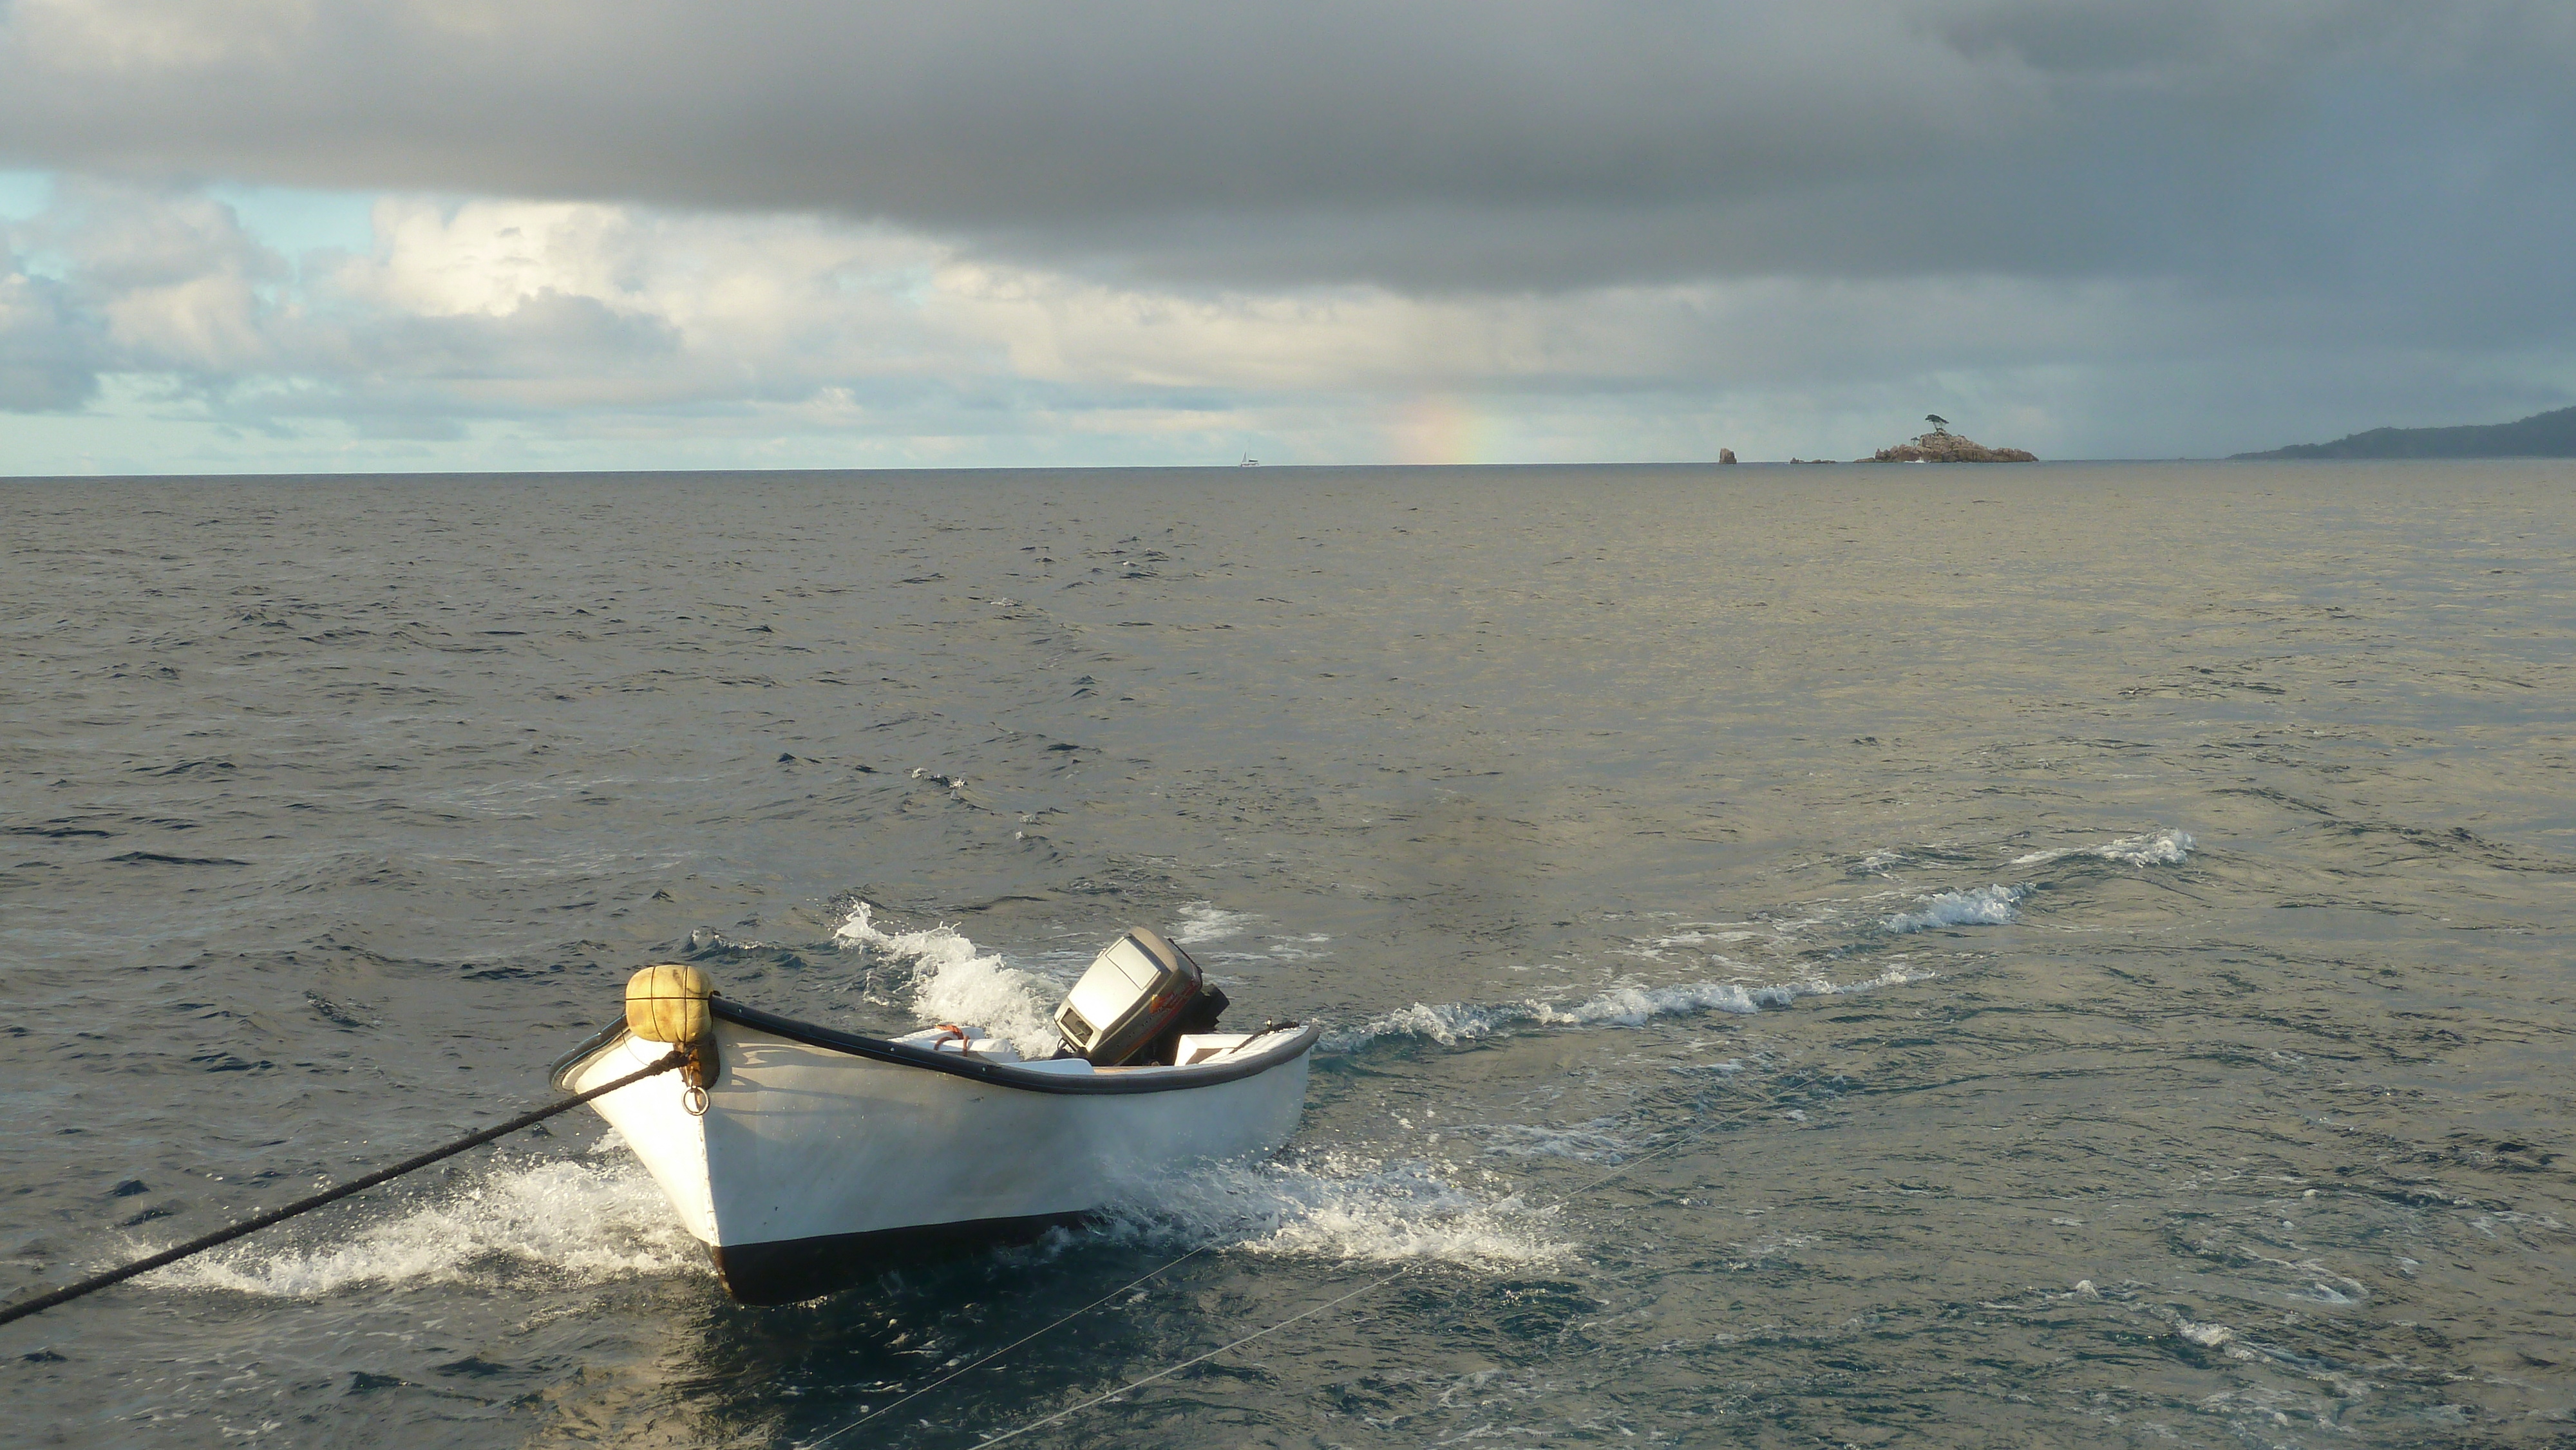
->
<box><xmin>892</xmin><ymin>1024</ymin><xmax>1306</xmax><ymax>1076</ymax></box>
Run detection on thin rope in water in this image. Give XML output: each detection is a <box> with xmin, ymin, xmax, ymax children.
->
<box><xmin>799</xmin><ymin>1245</ymin><xmax>1211</xmax><ymax>1448</ymax></box>
<box><xmin>973</xmin><ymin>1266</ymin><xmax>1416</xmax><ymax>1447</ymax></box>
<box><xmin>958</xmin><ymin>1089</ymin><xmax>1745</xmax><ymax>1446</ymax></box>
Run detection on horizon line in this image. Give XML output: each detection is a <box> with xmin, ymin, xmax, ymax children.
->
<box><xmin>12</xmin><ymin>457</ymin><xmax>2479</xmax><ymax>483</ymax></box>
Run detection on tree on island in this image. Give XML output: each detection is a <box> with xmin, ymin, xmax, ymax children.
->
<box><xmin>1924</xmin><ymin>414</ymin><xmax>1949</xmax><ymax>435</ymax></box>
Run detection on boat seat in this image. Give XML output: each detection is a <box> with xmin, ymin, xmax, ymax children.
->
<box><xmin>891</xmin><ymin>1024</ymin><xmax>1022</xmax><ymax>1061</ymax></box>
<box><xmin>1173</xmin><ymin>1032</ymin><xmax>1260</xmax><ymax>1066</ymax></box>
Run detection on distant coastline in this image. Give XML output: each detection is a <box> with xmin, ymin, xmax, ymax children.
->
<box><xmin>2235</xmin><ymin>404</ymin><xmax>2576</xmax><ymax>460</ymax></box>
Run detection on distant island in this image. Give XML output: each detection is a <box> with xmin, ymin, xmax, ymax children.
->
<box><xmin>1861</xmin><ymin>431</ymin><xmax>2036</xmax><ymax>463</ymax></box>
<box><xmin>2235</xmin><ymin>403</ymin><xmax>2576</xmax><ymax>459</ymax></box>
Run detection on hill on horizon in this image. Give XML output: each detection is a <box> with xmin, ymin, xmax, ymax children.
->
<box><xmin>2236</xmin><ymin>404</ymin><xmax>2576</xmax><ymax>460</ymax></box>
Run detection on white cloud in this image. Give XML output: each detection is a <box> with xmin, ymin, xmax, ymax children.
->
<box><xmin>3</xmin><ymin>177</ymin><xmax>2573</xmax><ymax>473</ymax></box>
<box><xmin>1</xmin><ymin>2</ymin><xmax>2572</xmax><ymax>468</ymax></box>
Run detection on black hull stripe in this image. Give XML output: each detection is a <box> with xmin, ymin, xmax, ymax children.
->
<box><xmin>709</xmin><ymin>1213</ymin><xmax>1092</xmax><ymax>1304</ymax></box>
<box><xmin>550</xmin><ymin>1002</ymin><xmax>1318</xmax><ymax>1096</ymax></box>
<box><xmin>714</xmin><ymin>999</ymin><xmax>1318</xmax><ymax>1095</ymax></box>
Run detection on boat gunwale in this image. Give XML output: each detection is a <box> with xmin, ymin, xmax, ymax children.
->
<box><xmin>549</xmin><ymin>999</ymin><xmax>1320</xmax><ymax>1097</ymax></box>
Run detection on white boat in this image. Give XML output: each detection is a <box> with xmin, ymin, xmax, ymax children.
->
<box><xmin>548</xmin><ymin>932</ymin><xmax>1318</xmax><ymax>1304</ymax></box>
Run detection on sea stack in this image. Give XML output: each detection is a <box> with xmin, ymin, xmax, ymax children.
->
<box><xmin>1863</xmin><ymin>431</ymin><xmax>2036</xmax><ymax>463</ymax></box>
<box><xmin>1718</xmin><ymin>448</ymin><xmax>1738</xmax><ymax>465</ymax></box>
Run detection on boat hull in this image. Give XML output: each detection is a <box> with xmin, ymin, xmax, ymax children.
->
<box><xmin>708</xmin><ymin>1213</ymin><xmax>1088</xmax><ymax>1304</ymax></box>
<box><xmin>560</xmin><ymin>1005</ymin><xmax>1317</xmax><ymax>1304</ymax></box>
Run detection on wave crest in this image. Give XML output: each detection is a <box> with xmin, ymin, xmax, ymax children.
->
<box><xmin>832</xmin><ymin>901</ymin><xmax>1063</xmax><ymax>1057</ymax></box>
<box><xmin>1325</xmin><ymin>965</ymin><xmax>1934</xmax><ymax>1051</ymax></box>
<box><xmin>2012</xmin><ymin>828</ymin><xmax>2194</xmax><ymax>868</ymax></box>
<box><xmin>1884</xmin><ymin>884</ymin><xmax>2029</xmax><ymax>934</ymax></box>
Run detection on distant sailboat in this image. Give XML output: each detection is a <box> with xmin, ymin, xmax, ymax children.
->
<box><xmin>1238</xmin><ymin>453</ymin><xmax>1260</xmax><ymax>467</ymax></box>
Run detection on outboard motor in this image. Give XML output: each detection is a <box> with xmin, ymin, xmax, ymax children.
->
<box><xmin>1055</xmin><ymin>927</ymin><xmax>1229</xmax><ymax>1066</ymax></box>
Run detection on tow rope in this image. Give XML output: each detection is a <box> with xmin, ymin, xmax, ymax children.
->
<box><xmin>0</xmin><ymin>1047</ymin><xmax>688</xmax><ymax>1328</ymax></box>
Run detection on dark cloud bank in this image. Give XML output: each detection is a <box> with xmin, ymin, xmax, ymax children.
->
<box><xmin>3</xmin><ymin>0</ymin><xmax>2573</xmax><ymax>454</ymax></box>
<box><xmin>5</xmin><ymin>2</ymin><xmax>2568</xmax><ymax>290</ymax></box>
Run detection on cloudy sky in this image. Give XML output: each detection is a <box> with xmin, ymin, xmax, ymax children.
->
<box><xmin>3</xmin><ymin>0</ymin><xmax>2571</xmax><ymax>472</ymax></box>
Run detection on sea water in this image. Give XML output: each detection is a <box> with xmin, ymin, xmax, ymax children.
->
<box><xmin>3</xmin><ymin>461</ymin><xmax>2571</xmax><ymax>1447</ymax></box>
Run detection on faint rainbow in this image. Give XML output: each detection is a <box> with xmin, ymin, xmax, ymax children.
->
<box><xmin>1394</xmin><ymin>394</ymin><xmax>1489</xmax><ymax>465</ymax></box>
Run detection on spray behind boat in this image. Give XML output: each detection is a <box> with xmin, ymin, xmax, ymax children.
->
<box><xmin>1054</xmin><ymin>927</ymin><xmax>1229</xmax><ymax>1066</ymax></box>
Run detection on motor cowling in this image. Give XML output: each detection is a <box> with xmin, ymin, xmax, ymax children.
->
<box><xmin>1054</xmin><ymin>928</ymin><xmax>1226</xmax><ymax>1065</ymax></box>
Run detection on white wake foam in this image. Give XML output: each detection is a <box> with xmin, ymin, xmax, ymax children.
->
<box><xmin>1325</xmin><ymin>964</ymin><xmax>1934</xmax><ymax>1051</ymax></box>
<box><xmin>1092</xmin><ymin>1152</ymin><xmax>1572</xmax><ymax>1268</ymax></box>
<box><xmin>146</xmin><ymin>1154</ymin><xmax>702</xmax><ymax>1298</ymax></box>
<box><xmin>1171</xmin><ymin>901</ymin><xmax>1261</xmax><ymax>945</ymax></box>
<box><xmin>1884</xmin><ymin>884</ymin><xmax>2029</xmax><ymax>933</ymax></box>
<box><xmin>832</xmin><ymin>901</ymin><xmax>1063</xmax><ymax>1057</ymax></box>
<box><xmin>2012</xmin><ymin>828</ymin><xmax>2194</xmax><ymax>868</ymax></box>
